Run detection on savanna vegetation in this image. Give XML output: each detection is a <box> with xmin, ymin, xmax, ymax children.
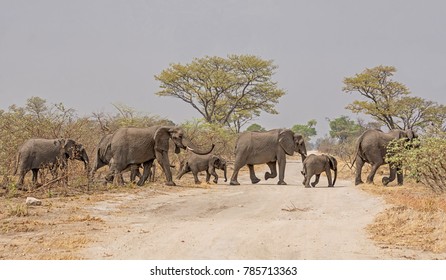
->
<box><xmin>316</xmin><ymin>65</ymin><xmax>446</xmax><ymax>254</ymax></box>
<box><xmin>1</xmin><ymin>56</ymin><xmax>446</xmax><ymax>257</ymax></box>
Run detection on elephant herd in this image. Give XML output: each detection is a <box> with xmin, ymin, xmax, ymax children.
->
<box><xmin>11</xmin><ymin>125</ymin><xmax>418</xmax><ymax>191</ymax></box>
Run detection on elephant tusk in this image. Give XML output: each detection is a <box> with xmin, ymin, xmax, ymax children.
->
<box><xmin>186</xmin><ymin>144</ymin><xmax>215</xmax><ymax>155</ymax></box>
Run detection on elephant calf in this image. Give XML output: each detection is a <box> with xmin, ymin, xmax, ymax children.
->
<box><xmin>14</xmin><ymin>138</ymin><xmax>89</xmax><ymax>190</ymax></box>
<box><xmin>176</xmin><ymin>153</ymin><xmax>227</xmax><ymax>184</ymax></box>
<box><xmin>301</xmin><ymin>154</ymin><xmax>337</xmax><ymax>188</ymax></box>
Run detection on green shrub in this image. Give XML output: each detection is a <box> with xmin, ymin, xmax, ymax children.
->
<box><xmin>387</xmin><ymin>137</ymin><xmax>446</xmax><ymax>193</ymax></box>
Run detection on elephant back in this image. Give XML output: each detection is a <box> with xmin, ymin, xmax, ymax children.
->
<box><xmin>17</xmin><ymin>138</ymin><xmax>64</xmax><ymax>170</ymax></box>
<box><xmin>235</xmin><ymin>129</ymin><xmax>279</xmax><ymax>152</ymax></box>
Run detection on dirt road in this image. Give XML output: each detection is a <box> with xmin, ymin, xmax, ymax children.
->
<box><xmin>82</xmin><ymin>160</ymin><xmax>407</xmax><ymax>260</ymax></box>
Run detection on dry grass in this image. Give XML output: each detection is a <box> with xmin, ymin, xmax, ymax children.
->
<box><xmin>334</xmin><ymin>156</ymin><xmax>446</xmax><ymax>254</ymax></box>
<box><xmin>2</xmin><ymin>234</ymin><xmax>90</xmax><ymax>260</ymax></box>
<box><xmin>0</xmin><ymin>192</ymin><xmax>107</xmax><ymax>259</ymax></box>
<box><xmin>361</xmin><ymin>181</ymin><xmax>446</xmax><ymax>253</ymax></box>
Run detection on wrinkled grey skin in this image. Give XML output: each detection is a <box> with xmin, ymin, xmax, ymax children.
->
<box><xmin>14</xmin><ymin>138</ymin><xmax>89</xmax><ymax>189</ymax></box>
<box><xmin>107</xmin><ymin>126</ymin><xmax>214</xmax><ymax>186</ymax></box>
<box><xmin>176</xmin><ymin>153</ymin><xmax>228</xmax><ymax>184</ymax></box>
<box><xmin>90</xmin><ymin>134</ymin><xmax>142</xmax><ymax>183</ymax></box>
<box><xmin>354</xmin><ymin>128</ymin><xmax>417</xmax><ymax>186</ymax></box>
<box><xmin>301</xmin><ymin>154</ymin><xmax>337</xmax><ymax>188</ymax></box>
<box><xmin>230</xmin><ymin>129</ymin><xmax>307</xmax><ymax>185</ymax></box>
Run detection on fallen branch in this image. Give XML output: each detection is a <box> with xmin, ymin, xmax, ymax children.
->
<box><xmin>39</xmin><ymin>175</ymin><xmax>69</xmax><ymax>189</ymax></box>
<box><xmin>281</xmin><ymin>201</ymin><xmax>311</xmax><ymax>212</ymax></box>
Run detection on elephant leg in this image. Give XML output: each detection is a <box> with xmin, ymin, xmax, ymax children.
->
<box><xmin>50</xmin><ymin>165</ymin><xmax>58</xmax><ymax>180</ymax></box>
<box><xmin>135</xmin><ymin>166</ymin><xmax>142</xmax><ymax>179</ymax></box>
<box><xmin>150</xmin><ymin>164</ymin><xmax>156</xmax><ymax>182</ymax></box>
<box><xmin>366</xmin><ymin>163</ymin><xmax>381</xmax><ymax>184</ymax></box>
<box><xmin>156</xmin><ymin>150</ymin><xmax>175</xmax><ymax>186</ymax></box>
<box><xmin>119</xmin><ymin>173</ymin><xmax>126</xmax><ymax>184</ymax></box>
<box><xmin>205</xmin><ymin>171</ymin><xmax>211</xmax><ymax>183</ymax></box>
<box><xmin>326</xmin><ymin>169</ymin><xmax>333</xmax><ymax>187</ymax></box>
<box><xmin>230</xmin><ymin>168</ymin><xmax>240</xmax><ymax>185</ymax></box>
<box><xmin>397</xmin><ymin>168</ymin><xmax>404</xmax><ymax>186</ymax></box>
<box><xmin>31</xmin><ymin>169</ymin><xmax>39</xmax><ymax>186</ymax></box>
<box><xmin>176</xmin><ymin>164</ymin><xmax>189</xmax><ymax>180</ymax></box>
<box><xmin>60</xmin><ymin>160</ymin><xmax>69</xmax><ymax>186</ymax></box>
<box><xmin>129</xmin><ymin>165</ymin><xmax>140</xmax><ymax>183</ymax></box>
<box><xmin>355</xmin><ymin>156</ymin><xmax>365</xmax><ymax>185</ymax></box>
<box><xmin>17</xmin><ymin>169</ymin><xmax>26</xmax><ymax>189</ymax></box>
<box><xmin>277</xmin><ymin>154</ymin><xmax>287</xmax><ymax>185</ymax></box>
<box><xmin>230</xmin><ymin>159</ymin><xmax>245</xmax><ymax>185</ymax></box>
<box><xmin>192</xmin><ymin>171</ymin><xmax>201</xmax><ymax>184</ymax></box>
<box><xmin>382</xmin><ymin>165</ymin><xmax>398</xmax><ymax>186</ymax></box>
<box><xmin>248</xmin><ymin>164</ymin><xmax>260</xmax><ymax>184</ymax></box>
<box><xmin>264</xmin><ymin>161</ymin><xmax>277</xmax><ymax>180</ymax></box>
<box><xmin>104</xmin><ymin>171</ymin><xmax>114</xmax><ymax>183</ymax></box>
<box><xmin>208</xmin><ymin>167</ymin><xmax>218</xmax><ymax>184</ymax></box>
<box><xmin>114</xmin><ymin>170</ymin><xmax>124</xmax><ymax>185</ymax></box>
<box><xmin>301</xmin><ymin>170</ymin><xmax>307</xmax><ymax>186</ymax></box>
<box><xmin>137</xmin><ymin>160</ymin><xmax>154</xmax><ymax>186</ymax></box>
<box><xmin>311</xmin><ymin>174</ymin><xmax>320</xmax><ymax>187</ymax></box>
<box><xmin>304</xmin><ymin>174</ymin><xmax>312</xmax><ymax>188</ymax></box>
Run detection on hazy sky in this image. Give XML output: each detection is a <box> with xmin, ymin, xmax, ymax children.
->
<box><xmin>1</xmin><ymin>0</ymin><xmax>445</xmax><ymax>138</ymax></box>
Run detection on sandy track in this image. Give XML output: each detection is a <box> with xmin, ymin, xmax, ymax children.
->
<box><xmin>82</xmin><ymin>160</ymin><xmax>410</xmax><ymax>260</ymax></box>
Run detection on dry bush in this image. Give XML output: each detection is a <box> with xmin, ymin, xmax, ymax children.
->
<box><xmin>317</xmin><ymin>137</ymin><xmax>357</xmax><ymax>173</ymax></box>
<box><xmin>0</xmin><ymin>98</ymin><xmax>176</xmax><ymax>194</ymax></box>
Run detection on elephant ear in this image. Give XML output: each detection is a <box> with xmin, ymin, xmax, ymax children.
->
<box><xmin>327</xmin><ymin>155</ymin><xmax>337</xmax><ymax>170</ymax></box>
<box><xmin>63</xmin><ymin>139</ymin><xmax>77</xmax><ymax>157</ymax></box>
<box><xmin>279</xmin><ymin>129</ymin><xmax>295</xmax><ymax>156</ymax></box>
<box><xmin>154</xmin><ymin>127</ymin><xmax>171</xmax><ymax>152</ymax></box>
<box><xmin>210</xmin><ymin>155</ymin><xmax>221</xmax><ymax>167</ymax></box>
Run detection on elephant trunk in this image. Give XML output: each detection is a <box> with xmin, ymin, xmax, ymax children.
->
<box><xmin>183</xmin><ymin>138</ymin><xmax>215</xmax><ymax>155</ymax></box>
<box><xmin>300</xmin><ymin>152</ymin><xmax>307</xmax><ymax>162</ymax></box>
<box><xmin>80</xmin><ymin>148</ymin><xmax>90</xmax><ymax>172</ymax></box>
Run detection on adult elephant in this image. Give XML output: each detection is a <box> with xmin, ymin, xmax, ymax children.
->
<box><xmin>354</xmin><ymin>128</ymin><xmax>417</xmax><ymax>186</ymax></box>
<box><xmin>230</xmin><ymin>129</ymin><xmax>307</xmax><ymax>185</ymax></box>
<box><xmin>14</xmin><ymin>138</ymin><xmax>89</xmax><ymax>190</ymax></box>
<box><xmin>107</xmin><ymin>126</ymin><xmax>214</xmax><ymax>186</ymax></box>
<box><xmin>90</xmin><ymin>134</ymin><xmax>142</xmax><ymax>183</ymax></box>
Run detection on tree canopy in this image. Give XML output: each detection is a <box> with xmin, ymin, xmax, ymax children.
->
<box><xmin>155</xmin><ymin>54</ymin><xmax>285</xmax><ymax>132</ymax></box>
<box><xmin>291</xmin><ymin>119</ymin><xmax>317</xmax><ymax>143</ymax></box>
<box><xmin>343</xmin><ymin>65</ymin><xmax>446</xmax><ymax>131</ymax></box>
<box><xmin>328</xmin><ymin>116</ymin><xmax>362</xmax><ymax>143</ymax></box>
<box><xmin>245</xmin><ymin>123</ymin><xmax>266</xmax><ymax>132</ymax></box>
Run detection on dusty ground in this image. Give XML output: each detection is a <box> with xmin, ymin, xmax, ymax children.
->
<box><xmin>1</xmin><ymin>160</ymin><xmax>445</xmax><ymax>259</ymax></box>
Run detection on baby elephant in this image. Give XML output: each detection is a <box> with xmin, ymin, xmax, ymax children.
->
<box><xmin>301</xmin><ymin>154</ymin><xmax>337</xmax><ymax>188</ymax></box>
<box><xmin>176</xmin><ymin>154</ymin><xmax>228</xmax><ymax>184</ymax></box>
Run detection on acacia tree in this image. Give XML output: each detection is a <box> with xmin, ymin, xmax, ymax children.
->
<box><xmin>343</xmin><ymin>65</ymin><xmax>446</xmax><ymax>131</ymax></box>
<box><xmin>155</xmin><ymin>54</ymin><xmax>285</xmax><ymax>132</ymax></box>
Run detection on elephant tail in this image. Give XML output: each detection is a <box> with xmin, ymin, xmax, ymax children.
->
<box><xmin>301</xmin><ymin>160</ymin><xmax>307</xmax><ymax>176</ymax></box>
<box><xmin>351</xmin><ymin>133</ymin><xmax>365</xmax><ymax>168</ymax></box>
<box><xmin>13</xmin><ymin>152</ymin><xmax>20</xmax><ymax>175</ymax></box>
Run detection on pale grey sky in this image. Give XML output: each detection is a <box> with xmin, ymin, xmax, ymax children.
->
<box><xmin>1</xmin><ymin>0</ymin><xmax>445</xmax><ymax>138</ymax></box>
